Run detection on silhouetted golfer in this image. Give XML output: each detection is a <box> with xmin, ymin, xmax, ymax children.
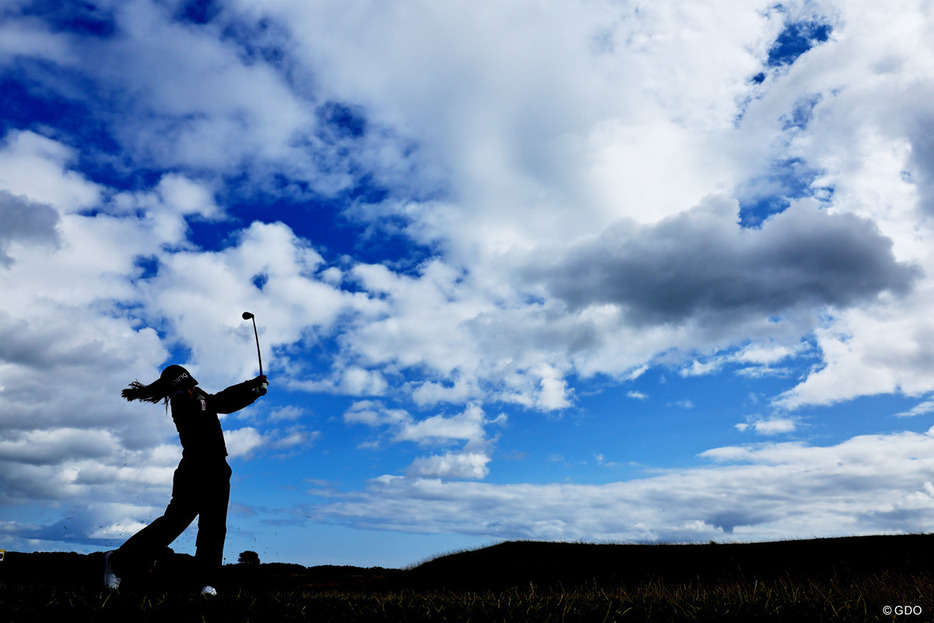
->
<box><xmin>103</xmin><ymin>365</ymin><xmax>267</xmax><ymax>596</ymax></box>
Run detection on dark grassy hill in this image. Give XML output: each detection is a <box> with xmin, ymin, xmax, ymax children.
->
<box><xmin>3</xmin><ymin>536</ymin><xmax>934</xmax><ymax>622</ymax></box>
<box><xmin>3</xmin><ymin>533</ymin><xmax>933</xmax><ymax>592</ymax></box>
<box><xmin>404</xmin><ymin>534</ymin><xmax>934</xmax><ymax>589</ymax></box>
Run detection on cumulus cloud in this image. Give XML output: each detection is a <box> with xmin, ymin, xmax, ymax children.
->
<box><xmin>394</xmin><ymin>404</ymin><xmax>488</xmax><ymax>447</ymax></box>
<box><xmin>406</xmin><ymin>451</ymin><xmax>491</xmax><ymax>480</ymax></box>
<box><xmin>268</xmin><ymin>405</ymin><xmax>306</xmax><ymax>422</ymax></box>
<box><xmin>224</xmin><ymin>427</ymin><xmax>265</xmax><ymax>458</ymax></box>
<box><xmin>776</xmin><ymin>294</ymin><xmax>934</xmax><ymax>408</ymax></box>
<box><xmin>0</xmin><ymin>428</ymin><xmax>118</xmax><ymax>465</ymax></box>
<box><xmin>343</xmin><ymin>401</ymin><xmax>410</xmax><ymax>429</ymax></box>
<box><xmin>0</xmin><ymin>131</ymin><xmax>101</xmax><ymax>210</ymax></box>
<box><xmin>312</xmin><ymin>428</ymin><xmax>934</xmax><ymax>540</ymax></box>
<box><xmin>736</xmin><ymin>416</ymin><xmax>799</xmax><ymax>435</ymax></box>
<box><xmin>0</xmin><ymin>191</ymin><xmax>60</xmax><ymax>267</ymax></box>
<box><xmin>535</xmin><ymin>197</ymin><xmax>917</xmax><ymax>326</ymax></box>
<box><xmin>345</xmin><ymin>402</ymin><xmax>495</xmax><ymax>479</ymax></box>
<box><xmin>896</xmin><ymin>399</ymin><xmax>934</xmax><ymax>418</ymax></box>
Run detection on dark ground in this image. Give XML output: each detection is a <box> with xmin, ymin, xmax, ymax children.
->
<box><xmin>3</xmin><ymin>534</ymin><xmax>934</xmax><ymax>621</ymax></box>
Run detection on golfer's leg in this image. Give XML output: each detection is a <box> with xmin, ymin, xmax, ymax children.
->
<box><xmin>112</xmin><ymin>468</ymin><xmax>198</xmax><ymax>575</ymax></box>
<box><xmin>194</xmin><ymin>462</ymin><xmax>232</xmax><ymax>586</ymax></box>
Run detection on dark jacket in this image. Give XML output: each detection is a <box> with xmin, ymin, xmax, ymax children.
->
<box><xmin>169</xmin><ymin>378</ymin><xmax>263</xmax><ymax>462</ymax></box>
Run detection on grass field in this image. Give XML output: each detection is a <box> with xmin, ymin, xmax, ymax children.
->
<box><xmin>3</xmin><ymin>535</ymin><xmax>933</xmax><ymax>622</ymax></box>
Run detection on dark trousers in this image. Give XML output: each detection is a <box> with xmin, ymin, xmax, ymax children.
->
<box><xmin>113</xmin><ymin>459</ymin><xmax>232</xmax><ymax>585</ymax></box>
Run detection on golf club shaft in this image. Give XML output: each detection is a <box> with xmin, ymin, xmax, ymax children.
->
<box><xmin>250</xmin><ymin>316</ymin><xmax>263</xmax><ymax>376</ymax></box>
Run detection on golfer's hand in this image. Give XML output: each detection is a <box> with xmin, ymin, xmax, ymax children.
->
<box><xmin>253</xmin><ymin>375</ymin><xmax>268</xmax><ymax>396</ymax></box>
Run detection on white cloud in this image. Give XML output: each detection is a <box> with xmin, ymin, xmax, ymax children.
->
<box><xmin>736</xmin><ymin>343</ymin><xmax>799</xmax><ymax>366</ymax></box>
<box><xmin>343</xmin><ymin>401</ymin><xmax>409</xmax><ymax>427</ymax></box>
<box><xmin>536</xmin><ymin>364</ymin><xmax>572</xmax><ymax>410</ymax></box>
<box><xmin>269</xmin><ymin>427</ymin><xmax>319</xmax><ymax>450</ymax></box>
<box><xmin>345</xmin><ymin>402</ymin><xmax>494</xmax><ymax>479</ymax></box>
<box><xmin>0</xmin><ymin>131</ymin><xmax>101</xmax><ymax>210</ymax></box>
<box><xmin>0</xmin><ymin>10</ymin><xmax>71</xmax><ymax>63</ymax></box>
<box><xmin>97</xmin><ymin>0</ymin><xmax>314</xmax><ymax>172</ymax></box>
<box><xmin>776</xmin><ymin>291</ymin><xmax>934</xmax><ymax>408</ymax></box>
<box><xmin>313</xmin><ymin>427</ymin><xmax>934</xmax><ymax>540</ymax></box>
<box><xmin>394</xmin><ymin>404</ymin><xmax>488</xmax><ymax>447</ymax></box>
<box><xmin>138</xmin><ymin>220</ymin><xmax>357</xmax><ymax>384</ymax></box>
<box><xmin>0</xmin><ymin>428</ymin><xmax>118</xmax><ymax>465</ymax></box>
<box><xmin>224</xmin><ymin>427</ymin><xmax>265</xmax><ymax>458</ymax></box>
<box><xmin>223</xmin><ymin>423</ymin><xmax>316</xmax><ymax>457</ymax></box>
<box><xmin>896</xmin><ymin>399</ymin><xmax>934</xmax><ymax>418</ymax></box>
<box><xmin>154</xmin><ymin>174</ymin><xmax>221</xmax><ymax>220</ymax></box>
<box><xmin>241</xmin><ymin>0</ymin><xmax>770</xmax><ymax>248</ymax></box>
<box><xmin>0</xmin><ymin>191</ymin><xmax>59</xmax><ymax>267</ymax></box>
<box><xmin>736</xmin><ymin>416</ymin><xmax>799</xmax><ymax>435</ymax></box>
<box><xmin>268</xmin><ymin>405</ymin><xmax>306</xmax><ymax>421</ymax></box>
<box><xmin>406</xmin><ymin>452</ymin><xmax>491</xmax><ymax>480</ymax></box>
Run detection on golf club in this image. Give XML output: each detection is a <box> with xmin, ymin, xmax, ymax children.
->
<box><xmin>242</xmin><ymin>311</ymin><xmax>263</xmax><ymax>377</ymax></box>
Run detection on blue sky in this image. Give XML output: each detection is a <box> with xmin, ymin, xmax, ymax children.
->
<box><xmin>3</xmin><ymin>0</ymin><xmax>934</xmax><ymax>569</ymax></box>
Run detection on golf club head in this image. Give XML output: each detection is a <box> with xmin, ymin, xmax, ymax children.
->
<box><xmin>242</xmin><ymin>311</ymin><xmax>254</xmax><ymax>320</ymax></box>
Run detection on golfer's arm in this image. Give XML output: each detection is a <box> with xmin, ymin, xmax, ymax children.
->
<box><xmin>210</xmin><ymin>380</ymin><xmax>260</xmax><ymax>414</ymax></box>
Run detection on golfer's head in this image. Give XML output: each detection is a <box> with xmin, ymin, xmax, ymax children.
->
<box><xmin>161</xmin><ymin>365</ymin><xmax>197</xmax><ymax>392</ymax></box>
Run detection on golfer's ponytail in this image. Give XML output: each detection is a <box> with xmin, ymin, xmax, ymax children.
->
<box><xmin>122</xmin><ymin>365</ymin><xmax>197</xmax><ymax>405</ymax></box>
<box><xmin>122</xmin><ymin>379</ymin><xmax>169</xmax><ymax>404</ymax></box>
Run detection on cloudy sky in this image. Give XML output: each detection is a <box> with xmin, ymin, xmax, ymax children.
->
<box><xmin>3</xmin><ymin>0</ymin><xmax>934</xmax><ymax>568</ymax></box>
